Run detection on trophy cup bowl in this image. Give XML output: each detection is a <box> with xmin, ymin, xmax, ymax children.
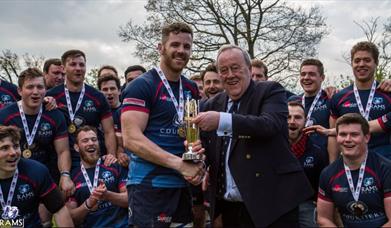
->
<box><xmin>182</xmin><ymin>97</ymin><xmax>203</xmax><ymax>161</ymax></box>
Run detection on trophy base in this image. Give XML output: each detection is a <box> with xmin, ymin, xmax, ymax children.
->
<box><xmin>182</xmin><ymin>152</ymin><xmax>203</xmax><ymax>161</ymax></box>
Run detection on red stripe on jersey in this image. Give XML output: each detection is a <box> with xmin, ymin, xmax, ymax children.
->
<box><xmin>153</xmin><ymin>82</ymin><xmax>164</xmax><ymax>104</ymax></box>
<box><xmin>328</xmin><ymin>169</ymin><xmax>345</xmax><ymax>185</ymax></box>
<box><xmin>337</xmin><ymin>90</ymin><xmax>354</xmax><ymax>107</ymax></box>
<box><xmin>123</xmin><ymin>98</ymin><xmax>146</xmax><ymax>107</ymax></box>
<box><xmin>85</xmin><ymin>92</ymin><xmax>101</xmax><ymax>107</ymax></box>
<box><xmin>101</xmin><ymin>112</ymin><xmax>112</xmax><ymax>121</ymax></box>
<box><xmin>121</xmin><ymin>106</ymin><xmax>149</xmax><ymax>114</ymax></box>
<box><xmin>40</xmin><ymin>183</ymin><xmax>57</xmax><ymax>197</ymax></box>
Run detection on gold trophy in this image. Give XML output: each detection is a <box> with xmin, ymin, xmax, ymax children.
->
<box><xmin>182</xmin><ymin>93</ymin><xmax>203</xmax><ymax>161</ymax></box>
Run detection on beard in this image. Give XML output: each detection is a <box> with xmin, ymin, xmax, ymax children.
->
<box><xmin>161</xmin><ymin>48</ymin><xmax>189</xmax><ymax>74</ymax></box>
<box><xmin>80</xmin><ymin>150</ymin><xmax>100</xmax><ymax>165</ymax></box>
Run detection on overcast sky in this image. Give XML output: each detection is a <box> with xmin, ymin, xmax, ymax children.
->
<box><xmin>1</xmin><ymin>0</ymin><xmax>390</xmax><ymax>86</ymax></box>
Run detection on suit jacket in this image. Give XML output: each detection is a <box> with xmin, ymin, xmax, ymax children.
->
<box><xmin>202</xmin><ymin>80</ymin><xmax>313</xmax><ymax>227</ymax></box>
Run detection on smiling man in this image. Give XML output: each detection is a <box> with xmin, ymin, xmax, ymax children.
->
<box><xmin>121</xmin><ymin>22</ymin><xmax>205</xmax><ymax>227</ymax></box>
<box><xmin>66</xmin><ymin>126</ymin><xmax>128</xmax><ymax>227</ymax></box>
<box><xmin>329</xmin><ymin>42</ymin><xmax>391</xmax><ymax>161</ymax></box>
<box><xmin>0</xmin><ymin>125</ymin><xmax>73</xmax><ymax>227</ymax></box>
<box><xmin>194</xmin><ymin>44</ymin><xmax>312</xmax><ymax>227</ymax></box>
<box><xmin>201</xmin><ymin>63</ymin><xmax>223</xmax><ymax>99</ymax></box>
<box><xmin>289</xmin><ymin>59</ymin><xmax>331</xmax><ymax>160</ymax></box>
<box><xmin>317</xmin><ymin>113</ymin><xmax>391</xmax><ymax>227</ymax></box>
<box><xmin>0</xmin><ymin>68</ymin><xmax>73</xmax><ymax>194</ymax></box>
<box><xmin>47</xmin><ymin>50</ymin><xmax>117</xmax><ymax>170</ymax></box>
<box><xmin>288</xmin><ymin>102</ymin><xmax>327</xmax><ymax>227</ymax></box>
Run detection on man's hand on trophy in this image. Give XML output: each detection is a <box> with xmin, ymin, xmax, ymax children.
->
<box><xmin>193</xmin><ymin>111</ymin><xmax>220</xmax><ymax>131</ymax></box>
<box><xmin>184</xmin><ymin>139</ymin><xmax>205</xmax><ymax>156</ymax></box>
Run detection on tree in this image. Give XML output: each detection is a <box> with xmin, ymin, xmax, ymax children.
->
<box><xmin>119</xmin><ymin>0</ymin><xmax>328</xmax><ymax>86</ymax></box>
<box><xmin>86</xmin><ymin>67</ymin><xmax>99</xmax><ymax>88</ymax></box>
<box><xmin>0</xmin><ymin>49</ymin><xmax>45</xmax><ymax>84</ymax></box>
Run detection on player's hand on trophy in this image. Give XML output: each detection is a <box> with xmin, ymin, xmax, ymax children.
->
<box><xmin>184</xmin><ymin>139</ymin><xmax>205</xmax><ymax>158</ymax></box>
<box><xmin>193</xmin><ymin>111</ymin><xmax>220</xmax><ymax>131</ymax></box>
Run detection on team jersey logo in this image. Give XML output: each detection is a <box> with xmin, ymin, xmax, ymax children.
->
<box><xmin>373</xmin><ymin>97</ymin><xmax>383</xmax><ymax>105</ymax></box>
<box><xmin>16</xmin><ymin>184</ymin><xmax>34</xmax><ymax>201</ymax></box>
<box><xmin>102</xmin><ymin>171</ymin><xmax>112</xmax><ymax>179</ymax></box>
<box><xmin>83</xmin><ymin>100</ymin><xmax>96</xmax><ymax>112</ymax></box>
<box><xmin>39</xmin><ymin>122</ymin><xmax>53</xmax><ymax>137</ymax></box>
<box><xmin>363</xmin><ymin>177</ymin><xmax>374</xmax><ymax>187</ymax></box>
<box><xmin>343</xmin><ymin>101</ymin><xmax>357</xmax><ymax>108</ymax></box>
<box><xmin>0</xmin><ymin>95</ymin><xmax>12</xmax><ymax>104</ymax></box>
<box><xmin>156</xmin><ymin>213</ymin><xmax>172</xmax><ymax>223</ymax></box>
<box><xmin>304</xmin><ymin>156</ymin><xmax>314</xmax><ymax>168</ymax></box>
<box><xmin>332</xmin><ymin>184</ymin><xmax>348</xmax><ymax>193</ymax></box>
<box><xmin>159</xmin><ymin>93</ymin><xmax>172</xmax><ymax>102</ymax></box>
<box><xmin>102</xmin><ymin>170</ymin><xmax>115</xmax><ymax>184</ymax></box>
<box><xmin>18</xmin><ymin>184</ymin><xmax>30</xmax><ymax>194</ymax></box>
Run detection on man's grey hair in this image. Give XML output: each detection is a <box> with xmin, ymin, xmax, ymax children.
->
<box><xmin>216</xmin><ymin>44</ymin><xmax>251</xmax><ymax>67</ymax></box>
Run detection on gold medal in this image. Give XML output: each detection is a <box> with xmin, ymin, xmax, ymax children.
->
<box><xmin>352</xmin><ymin>202</ymin><xmax>365</xmax><ymax>216</ymax></box>
<box><xmin>68</xmin><ymin>123</ymin><xmax>76</xmax><ymax>134</ymax></box>
<box><xmin>22</xmin><ymin>149</ymin><xmax>32</xmax><ymax>159</ymax></box>
<box><xmin>178</xmin><ymin>126</ymin><xmax>186</xmax><ymax>138</ymax></box>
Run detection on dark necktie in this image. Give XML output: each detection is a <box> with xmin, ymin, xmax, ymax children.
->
<box><xmin>217</xmin><ymin>101</ymin><xmax>238</xmax><ymax>198</ymax></box>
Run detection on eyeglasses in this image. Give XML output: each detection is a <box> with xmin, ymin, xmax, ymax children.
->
<box><xmin>218</xmin><ymin>64</ymin><xmax>243</xmax><ymax>76</ymax></box>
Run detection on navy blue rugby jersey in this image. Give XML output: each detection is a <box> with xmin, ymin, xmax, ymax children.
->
<box><xmin>47</xmin><ymin>84</ymin><xmax>112</xmax><ymax>165</ymax></box>
<box><xmin>318</xmin><ymin>152</ymin><xmax>391</xmax><ymax>227</ymax></box>
<box><xmin>289</xmin><ymin>90</ymin><xmax>331</xmax><ymax>157</ymax></box>
<box><xmin>0</xmin><ymin>159</ymin><xmax>58</xmax><ymax>228</ymax></box>
<box><xmin>69</xmin><ymin>162</ymin><xmax>128</xmax><ymax>228</ymax></box>
<box><xmin>0</xmin><ymin>103</ymin><xmax>67</xmax><ymax>165</ymax></box>
<box><xmin>330</xmin><ymin>84</ymin><xmax>391</xmax><ymax>151</ymax></box>
<box><xmin>121</xmin><ymin>68</ymin><xmax>199</xmax><ymax>188</ymax></box>
<box><xmin>0</xmin><ymin>79</ymin><xmax>20</xmax><ymax>109</ymax></box>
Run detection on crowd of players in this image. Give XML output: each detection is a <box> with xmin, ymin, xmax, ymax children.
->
<box><xmin>0</xmin><ymin>21</ymin><xmax>390</xmax><ymax>227</ymax></box>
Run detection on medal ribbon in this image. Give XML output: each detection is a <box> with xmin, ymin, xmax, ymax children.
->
<box><xmin>343</xmin><ymin>153</ymin><xmax>367</xmax><ymax>202</ymax></box>
<box><xmin>353</xmin><ymin>81</ymin><xmax>376</xmax><ymax>120</ymax></box>
<box><xmin>154</xmin><ymin>67</ymin><xmax>184</xmax><ymax>122</ymax></box>
<box><xmin>0</xmin><ymin>168</ymin><xmax>18</xmax><ymax>208</ymax></box>
<box><xmin>302</xmin><ymin>89</ymin><xmax>322</xmax><ymax>127</ymax></box>
<box><xmin>17</xmin><ymin>101</ymin><xmax>43</xmax><ymax>147</ymax></box>
<box><xmin>80</xmin><ymin>158</ymin><xmax>101</xmax><ymax>193</ymax></box>
<box><xmin>64</xmin><ymin>82</ymin><xmax>85</xmax><ymax>122</ymax></box>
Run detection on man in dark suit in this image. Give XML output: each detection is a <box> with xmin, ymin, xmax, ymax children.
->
<box><xmin>194</xmin><ymin>44</ymin><xmax>313</xmax><ymax>227</ymax></box>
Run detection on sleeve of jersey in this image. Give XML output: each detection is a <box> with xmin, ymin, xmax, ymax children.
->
<box><xmin>317</xmin><ymin>169</ymin><xmax>333</xmax><ymax>202</ymax></box>
<box><xmin>377</xmin><ymin>112</ymin><xmax>391</xmax><ymax>132</ymax></box>
<box><xmin>329</xmin><ymin>95</ymin><xmax>339</xmax><ymax>119</ymax></box>
<box><xmin>98</xmin><ymin>92</ymin><xmax>113</xmax><ymax>121</ymax></box>
<box><xmin>113</xmin><ymin>108</ymin><xmax>121</xmax><ymax>132</ymax></box>
<box><xmin>54</xmin><ymin>110</ymin><xmax>68</xmax><ymax>140</ymax></box>
<box><xmin>121</xmin><ymin>78</ymin><xmax>152</xmax><ymax>114</ymax></box>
